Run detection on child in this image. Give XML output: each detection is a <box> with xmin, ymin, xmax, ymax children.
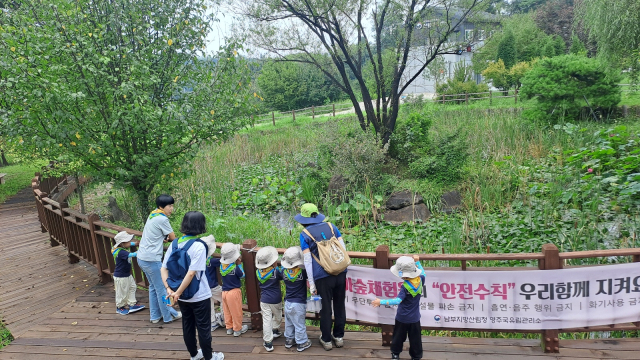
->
<box><xmin>372</xmin><ymin>255</ymin><xmax>425</xmax><ymax>360</ymax></box>
<box><xmin>255</xmin><ymin>246</ymin><xmax>283</xmax><ymax>352</ymax></box>
<box><xmin>219</xmin><ymin>242</ymin><xmax>248</xmax><ymax>337</ymax></box>
<box><xmin>111</xmin><ymin>231</ymin><xmax>145</xmax><ymax>315</ymax></box>
<box><xmin>202</xmin><ymin>235</ymin><xmax>225</xmax><ymax>331</ymax></box>
<box><xmin>280</xmin><ymin>246</ymin><xmax>312</xmax><ymax>352</ymax></box>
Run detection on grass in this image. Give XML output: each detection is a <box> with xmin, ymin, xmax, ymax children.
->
<box><xmin>0</xmin><ymin>321</ymin><xmax>13</xmax><ymax>349</ymax></box>
<box><xmin>0</xmin><ymin>159</ymin><xmax>43</xmax><ymax>203</ymax></box>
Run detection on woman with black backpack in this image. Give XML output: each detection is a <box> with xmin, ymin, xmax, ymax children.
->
<box><xmin>161</xmin><ymin>211</ymin><xmax>224</xmax><ymax>360</ymax></box>
<box><xmin>295</xmin><ymin>203</ymin><xmax>351</xmax><ymax>351</ymax></box>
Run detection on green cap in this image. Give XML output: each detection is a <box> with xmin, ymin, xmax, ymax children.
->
<box><xmin>300</xmin><ymin>203</ymin><xmax>319</xmax><ymax>217</ymax></box>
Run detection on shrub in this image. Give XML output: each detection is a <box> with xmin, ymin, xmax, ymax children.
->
<box><xmin>436</xmin><ymin>63</ymin><xmax>489</xmax><ymax>104</ymax></box>
<box><xmin>409</xmin><ymin>130</ymin><xmax>468</xmax><ymax>183</ymax></box>
<box><xmin>389</xmin><ymin>111</ymin><xmax>432</xmax><ymax>163</ymax></box>
<box><xmin>520</xmin><ymin>55</ymin><xmax>622</xmax><ymax>122</ymax></box>
<box><xmin>497</xmin><ymin>29</ymin><xmax>517</xmax><ymax>69</ymax></box>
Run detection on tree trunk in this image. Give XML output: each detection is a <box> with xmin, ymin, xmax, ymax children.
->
<box><xmin>77</xmin><ymin>184</ymin><xmax>86</xmax><ymax>214</ymax></box>
<box><xmin>0</xmin><ymin>148</ymin><xmax>8</xmax><ymax>167</ymax></box>
<box><xmin>134</xmin><ymin>186</ymin><xmax>153</xmax><ymax>224</ymax></box>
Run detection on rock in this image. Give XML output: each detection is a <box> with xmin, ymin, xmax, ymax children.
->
<box><xmin>327</xmin><ymin>175</ymin><xmax>349</xmax><ymax>199</ymax></box>
<box><xmin>386</xmin><ymin>190</ymin><xmax>423</xmax><ymax>210</ymax></box>
<box><xmin>379</xmin><ymin>203</ymin><xmax>431</xmax><ymax>225</ymax></box>
<box><xmin>270</xmin><ymin>210</ymin><xmax>295</xmax><ymax>231</ymax></box>
<box><xmin>440</xmin><ymin>191</ymin><xmax>462</xmax><ymax>214</ymax></box>
<box><xmin>108</xmin><ymin>196</ymin><xmax>131</xmax><ymax>222</ymax></box>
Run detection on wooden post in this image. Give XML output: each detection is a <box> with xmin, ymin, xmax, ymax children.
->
<box><xmin>622</xmin><ymin>105</ymin><xmax>629</xmax><ymax>118</ymax></box>
<box><xmin>88</xmin><ymin>213</ymin><xmax>111</xmax><ymax>284</ymax></box>
<box><xmin>489</xmin><ymin>90</ymin><xmax>492</xmax><ymax>106</ymax></box>
<box><xmin>333</xmin><ymin>103</ymin><xmax>336</xmax><ymax>117</ymax></box>
<box><xmin>60</xmin><ymin>201</ymin><xmax>79</xmax><ymax>264</ymax></box>
<box><xmin>539</xmin><ymin>244</ymin><xmax>561</xmax><ymax>353</ymax></box>
<box><xmin>292</xmin><ymin>110</ymin><xmax>295</xmax><ymax>122</ymax></box>
<box><xmin>251</xmin><ymin>115</ymin><xmax>254</xmax><ymax>127</ymax></box>
<box><xmin>515</xmin><ymin>89</ymin><xmax>518</xmax><ymax>104</ymax></box>
<box><xmin>242</xmin><ymin>239</ymin><xmax>261</xmax><ymax>331</ymax></box>
<box><xmin>465</xmin><ymin>92</ymin><xmax>469</xmax><ymax>105</ymax></box>
<box><xmin>375</xmin><ymin>245</ymin><xmax>394</xmax><ymax>346</ymax></box>
<box><xmin>272</xmin><ymin>112</ymin><xmax>275</xmax><ymax>126</ymax></box>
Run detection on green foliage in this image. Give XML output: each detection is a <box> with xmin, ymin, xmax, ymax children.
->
<box><xmin>389</xmin><ymin>111</ymin><xmax>432</xmax><ymax>163</ymax></box>
<box><xmin>362</xmin><ymin>50</ymin><xmax>396</xmax><ymax>99</ymax></box>
<box><xmin>409</xmin><ymin>130</ymin><xmax>468</xmax><ymax>183</ymax></box>
<box><xmin>482</xmin><ymin>59</ymin><xmax>510</xmax><ymax>91</ymax></box>
<box><xmin>569</xmin><ymin>34</ymin><xmax>587</xmax><ymax>56</ymax></box>
<box><xmin>0</xmin><ymin>161</ymin><xmax>42</xmax><ymax>203</ymax></box>
<box><xmin>496</xmin><ymin>30</ymin><xmax>517</xmax><ymax>68</ymax></box>
<box><xmin>436</xmin><ymin>63</ymin><xmax>489</xmax><ymax>104</ymax></box>
<box><xmin>541</xmin><ymin>35</ymin><xmax>566</xmax><ymax>58</ymax></box>
<box><xmin>0</xmin><ymin>322</ymin><xmax>12</xmax><ymax>349</ymax></box>
<box><xmin>257</xmin><ymin>59</ymin><xmax>343</xmax><ymax>111</ymax></box>
<box><xmin>0</xmin><ymin>0</ymin><xmax>253</xmax><ymax>215</ymax></box>
<box><xmin>520</xmin><ymin>55</ymin><xmax>622</xmax><ymax>122</ymax></box>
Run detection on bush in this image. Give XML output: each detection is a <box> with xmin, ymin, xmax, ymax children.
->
<box><xmin>409</xmin><ymin>130</ymin><xmax>468</xmax><ymax>183</ymax></box>
<box><xmin>520</xmin><ymin>55</ymin><xmax>622</xmax><ymax>122</ymax></box>
<box><xmin>389</xmin><ymin>111</ymin><xmax>432</xmax><ymax>163</ymax></box>
<box><xmin>436</xmin><ymin>63</ymin><xmax>489</xmax><ymax>104</ymax></box>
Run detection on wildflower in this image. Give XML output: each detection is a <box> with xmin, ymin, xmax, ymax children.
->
<box><xmin>588</xmin><ymin>168</ymin><xmax>593</xmax><ymax>173</ymax></box>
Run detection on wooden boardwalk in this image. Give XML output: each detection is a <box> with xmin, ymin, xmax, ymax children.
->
<box><xmin>2</xmin><ymin>189</ymin><xmax>640</xmax><ymax>359</ymax></box>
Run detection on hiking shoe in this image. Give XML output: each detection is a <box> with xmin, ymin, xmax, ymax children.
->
<box><xmin>116</xmin><ymin>307</ymin><xmax>129</xmax><ymax>315</ymax></box>
<box><xmin>211</xmin><ymin>322</ymin><xmax>221</xmax><ymax>332</ymax></box>
<box><xmin>263</xmin><ymin>341</ymin><xmax>274</xmax><ymax>352</ymax></box>
<box><xmin>272</xmin><ymin>329</ymin><xmax>282</xmax><ymax>338</ymax></box>
<box><xmin>297</xmin><ymin>340</ymin><xmax>312</xmax><ymax>352</ymax></box>
<box><xmin>212</xmin><ymin>352</ymin><xmax>225</xmax><ymax>360</ymax></box>
<box><xmin>165</xmin><ymin>311</ymin><xmax>182</xmax><ymax>323</ymax></box>
<box><xmin>319</xmin><ymin>336</ymin><xmax>332</xmax><ymax>351</ymax></box>
<box><xmin>128</xmin><ymin>304</ymin><xmax>145</xmax><ymax>314</ymax></box>
<box><xmin>331</xmin><ymin>335</ymin><xmax>344</xmax><ymax>348</ymax></box>
<box><xmin>391</xmin><ymin>354</ymin><xmax>400</xmax><ymax>360</ymax></box>
<box><xmin>150</xmin><ymin>318</ymin><xmax>161</xmax><ymax>324</ymax></box>
<box><xmin>284</xmin><ymin>338</ymin><xmax>295</xmax><ymax>349</ymax></box>
<box><xmin>191</xmin><ymin>349</ymin><xmax>204</xmax><ymax>360</ymax></box>
<box><xmin>226</xmin><ymin>329</ymin><xmax>234</xmax><ymax>335</ymax></box>
<box><xmin>233</xmin><ymin>324</ymin><xmax>249</xmax><ymax>337</ymax></box>
<box><xmin>216</xmin><ymin>313</ymin><xmax>225</xmax><ymax>327</ymax></box>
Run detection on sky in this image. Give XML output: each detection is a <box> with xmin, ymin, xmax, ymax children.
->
<box><xmin>205</xmin><ymin>5</ymin><xmax>237</xmax><ymax>54</ymax></box>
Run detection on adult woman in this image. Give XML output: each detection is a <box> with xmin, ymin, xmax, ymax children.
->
<box><xmin>137</xmin><ymin>194</ymin><xmax>181</xmax><ymax>323</ymax></box>
<box><xmin>295</xmin><ymin>203</ymin><xmax>348</xmax><ymax>351</ymax></box>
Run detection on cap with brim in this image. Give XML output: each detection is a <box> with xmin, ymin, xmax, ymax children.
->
<box><xmin>255</xmin><ymin>246</ymin><xmax>279</xmax><ymax>269</ymax></box>
<box><xmin>281</xmin><ymin>246</ymin><xmax>304</xmax><ymax>269</ymax></box>
<box><xmin>294</xmin><ymin>203</ymin><xmax>326</xmax><ymax>225</ymax></box>
<box><xmin>113</xmin><ymin>231</ymin><xmax>135</xmax><ymax>247</ymax></box>
<box><xmin>390</xmin><ymin>256</ymin><xmax>422</xmax><ymax>279</ymax></box>
<box><xmin>200</xmin><ymin>235</ymin><xmax>217</xmax><ymax>258</ymax></box>
<box><xmin>220</xmin><ymin>243</ymin><xmax>241</xmax><ymax>264</ymax></box>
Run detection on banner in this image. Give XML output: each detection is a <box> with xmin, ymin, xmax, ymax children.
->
<box><xmin>344</xmin><ymin>263</ymin><xmax>640</xmax><ymax>329</ymax></box>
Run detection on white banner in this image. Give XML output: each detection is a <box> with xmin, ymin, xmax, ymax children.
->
<box><xmin>344</xmin><ymin>263</ymin><xmax>640</xmax><ymax>329</ymax></box>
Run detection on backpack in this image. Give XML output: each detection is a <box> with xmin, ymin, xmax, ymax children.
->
<box><xmin>166</xmin><ymin>238</ymin><xmax>208</xmax><ymax>300</ymax></box>
<box><xmin>302</xmin><ymin>223</ymin><xmax>351</xmax><ymax>275</ymax></box>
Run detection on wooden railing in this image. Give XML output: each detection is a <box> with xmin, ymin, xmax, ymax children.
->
<box><xmin>30</xmin><ymin>173</ymin><xmax>640</xmax><ymax>353</ymax></box>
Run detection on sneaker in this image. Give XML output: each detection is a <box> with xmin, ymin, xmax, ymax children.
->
<box><xmin>128</xmin><ymin>304</ymin><xmax>145</xmax><ymax>314</ymax></box>
<box><xmin>263</xmin><ymin>341</ymin><xmax>274</xmax><ymax>352</ymax></box>
<box><xmin>211</xmin><ymin>322</ymin><xmax>221</xmax><ymax>332</ymax></box>
<box><xmin>116</xmin><ymin>307</ymin><xmax>129</xmax><ymax>315</ymax></box>
<box><xmin>331</xmin><ymin>335</ymin><xmax>344</xmax><ymax>348</ymax></box>
<box><xmin>284</xmin><ymin>338</ymin><xmax>295</xmax><ymax>349</ymax></box>
<box><xmin>233</xmin><ymin>324</ymin><xmax>249</xmax><ymax>337</ymax></box>
<box><xmin>212</xmin><ymin>353</ymin><xmax>225</xmax><ymax>360</ymax></box>
<box><xmin>216</xmin><ymin>313</ymin><xmax>225</xmax><ymax>328</ymax></box>
<box><xmin>391</xmin><ymin>354</ymin><xmax>400</xmax><ymax>360</ymax></box>
<box><xmin>165</xmin><ymin>311</ymin><xmax>182</xmax><ymax>324</ymax></box>
<box><xmin>150</xmin><ymin>318</ymin><xmax>161</xmax><ymax>324</ymax></box>
<box><xmin>297</xmin><ymin>340</ymin><xmax>312</xmax><ymax>352</ymax></box>
<box><xmin>319</xmin><ymin>336</ymin><xmax>332</xmax><ymax>351</ymax></box>
<box><xmin>272</xmin><ymin>329</ymin><xmax>282</xmax><ymax>338</ymax></box>
<box><xmin>191</xmin><ymin>349</ymin><xmax>204</xmax><ymax>360</ymax></box>
<box><xmin>226</xmin><ymin>329</ymin><xmax>234</xmax><ymax>335</ymax></box>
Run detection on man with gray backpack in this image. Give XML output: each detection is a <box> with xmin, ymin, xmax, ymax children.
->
<box><xmin>295</xmin><ymin>203</ymin><xmax>351</xmax><ymax>351</ymax></box>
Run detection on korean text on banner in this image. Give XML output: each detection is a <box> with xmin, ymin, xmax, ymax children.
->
<box><xmin>344</xmin><ymin>263</ymin><xmax>640</xmax><ymax>330</ymax></box>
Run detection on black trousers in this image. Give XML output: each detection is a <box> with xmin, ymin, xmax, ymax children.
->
<box><xmin>316</xmin><ymin>272</ymin><xmax>347</xmax><ymax>342</ymax></box>
<box><xmin>178</xmin><ymin>299</ymin><xmax>212</xmax><ymax>360</ymax></box>
<box><xmin>390</xmin><ymin>319</ymin><xmax>423</xmax><ymax>359</ymax></box>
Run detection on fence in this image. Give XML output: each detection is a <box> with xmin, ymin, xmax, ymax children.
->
<box><xmin>30</xmin><ymin>173</ymin><xmax>640</xmax><ymax>353</ymax></box>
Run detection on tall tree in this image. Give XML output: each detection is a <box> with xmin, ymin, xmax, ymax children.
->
<box><xmin>496</xmin><ymin>29</ymin><xmax>517</xmax><ymax>68</ymax></box>
<box><xmin>238</xmin><ymin>0</ymin><xmax>489</xmax><ymax>144</ymax></box>
<box><xmin>0</xmin><ymin>0</ymin><xmax>252</xmax><ymax>214</ymax></box>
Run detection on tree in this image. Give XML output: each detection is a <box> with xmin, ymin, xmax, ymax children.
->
<box><xmin>238</xmin><ymin>0</ymin><xmax>489</xmax><ymax>144</ymax></box>
<box><xmin>423</xmin><ymin>55</ymin><xmax>448</xmax><ymax>88</ymax></box>
<box><xmin>508</xmin><ymin>0</ymin><xmax>549</xmax><ymax>14</ymax></box>
<box><xmin>534</xmin><ymin>0</ymin><xmax>573</xmax><ymax>45</ymax></box>
<box><xmin>569</xmin><ymin>34</ymin><xmax>587</xmax><ymax>56</ymax></box>
<box><xmin>496</xmin><ymin>29</ymin><xmax>517</xmax><ymax>68</ymax></box>
<box><xmin>520</xmin><ymin>55</ymin><xmax>621</xmax><ymax>122</ymax></box>
<box><xmin>0</xmin><ymin>0</ymin><xmax>252</xmax><ymax>214</ymax></box>
<box><xmin>482</xmin><ymin>59</ymin><xmax>510</xmax><ymax>91</ymax></box>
